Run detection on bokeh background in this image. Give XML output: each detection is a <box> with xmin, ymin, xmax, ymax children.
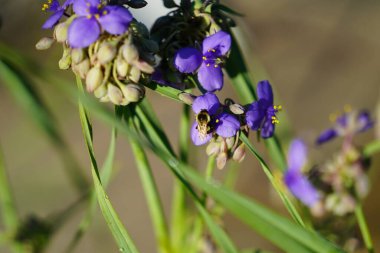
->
<box><xmin>0</xmin><ymin>0</ymin><xmax>379</xmax><ymax>252</ymax></box>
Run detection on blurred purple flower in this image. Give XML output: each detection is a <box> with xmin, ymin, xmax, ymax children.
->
<box><xmin>42</xmin><ymin>0</ymin><xmax>73</xmax><ymax>29</ymax></box>
<box><xmin>174</xmin><ymin>31</ymin><xmax>231</xmax><ymax>92</ymax></box>
<box><xmin>191</xmin><ymin>93</ymin><xmax>240</xmax><ymax>145</ymax></box>
<box><xmin>284</xmin><ymin>139</ymin><xmax>320</xmax><ymax>207</ymax></box>
<box><xmin>245</xmin><ymin>80</ymin><xmax>280</xmax><ymax>138</ymax></box>
<box><xmin>68</xmin><ymin>0</ymin><xmax>133</xmax><ymax>48</ymax></box>
<box><xmin>316</xmin><ymin>110</ymin><xmax>374</xmax><ymax>145</ymax></box>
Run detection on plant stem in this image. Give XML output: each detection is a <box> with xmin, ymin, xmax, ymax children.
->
<box><xmin>129</xmin><ymin>137</ymin><xmax>171</xmax><ymax>253</ymax></box>
<box><xmin>355</xmin><ymin>205</ymin><xmax>374</xmax><ymax>253</ymax></box>
<box><xmin>171</xmin><ymin>105</ymin><xmax>190</xmax><ymax>253</ymax></box>
<box><xmin>205</xmin><ymin>155</ymin><xmax>216</xmax><ymax>182</ymax></box>
<box><xmin>363</xmin><ymin>140</ymin><xmax>380</xmax><ymax>158</ymax></box>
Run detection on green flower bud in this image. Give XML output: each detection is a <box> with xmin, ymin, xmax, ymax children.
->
<box><xmin>85</xmin><ymin>65</ymin><xmax>103</xmax><ymax>92</ymax></box>
<box><xmin>134</xmin><ymin>60</ymin><xmax>154</xmax><ymax>74</ymax></box>
<box><xmin>94</xmin><ymin>84</ymin><xmax>107</xmax><ymax>98</ymax></box>
<box><xmin>216</xmin><ymin>152</ymin><xmax>227</xmax><ymax>170</ymax></box>
<box><xmin>54</xmin><ymin>22</ymin><xmax>68</xmax><ymax>43</ymax></box>
<box><xmin>122</xmin><ymin>44</ymin><xmax>139</xmax><ymax>64</ymax></box>
<box><xmin>58</xmin><ymin>48</ymin><xmax>71</xmax><ymax>70</ymax></box>
<box><xmin>232</xmin><ymin>143</ymin><xmax>246</xmax><ymax>163</ymax></box>
<box><xmin>35</xmin><ymin>37</ymin><xmax>54</xmax><ymax>50</ymax></box>
<box><xmin>115</xmin><ymin>56</ymin><xmax>130</xmax><ymax>78</ymax></box>
<box><xmin>129</xmin><ymin>66</ymin><xmax>141</xmax><ymax>83</ymax></box>
<box><xmin>71</xmin><ymin>48</ymin><xmax>84</xmax><ymax>64</ymax></box>
<box><xmin>229</xmin><ymin>103</ymin><xmax>245</xmax><ymax>115</ymax></box>
<box><xmin>121</xmin><ymin>84</ymin><xmax>145</xmax><ymax>102</ymax></box>
<box><xmin>178</xmin><ymin>92</ymin><xmax>195</xmax><ymax>105</ymax></box>
<box><xmin>72</xmin><ymin>59</ymin><xmax>90</xmax><ymax>79</ymax></box>
<box><xmin>107</xmin><ymin>84</ymin><xmax>123</xmax><ymax>105</ymax></box>
<box><xmin>97</xmin><ymin>42</ymin><xmax>117</xmax><ymax>65</ymax></box>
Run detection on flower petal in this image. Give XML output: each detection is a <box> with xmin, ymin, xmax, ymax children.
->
<box><xmin>284</xmin><ymin>170</ymin><xmax>320</xmax><ymax>207</ymax></box>
<box><xmin>191</xmin><ymin>122</ymin><xmax>212</xmax><ymax>146</ymax></box>
<box><xmin>68</xmin><ymin>17</ymin><xmax>100</xmax><ymax>48</ymax></box>
<box><xmin>246</xmin><ymin>101</ymin><xmax>265</xmax><ymax>130</ymax></box>
<box><xmin>99</xmin><ymin>6</ymin><xmax>132</xmax><ymax>35</ymax></box>
<box><xmin>174</xmin><ymin>47</ymin><xmax>202</xmax><ymax>73</ymax></box>
<box><xmin>62</xmin><ymin>0</ymin><xmax>74</xmax><ymax>9</ymax></box>
<box><xmin>357</xmin><ymin>111</ymin><xmax>374</xmax><ymax>132</ymax></box>
<box><xmin>287</xmin><ymin>139</ymin><xmax>307</xmax><ymax>171</ymax></box>
<box><xmin>48</xmin><ymin>0</ymin><xmax>61</xmax><ymax>12</ymax></box>
<box><xmin>316</xmin><ymin>128</ymin><xmax>337</xmax><ymax>145</ymax></box>
<box><xmin>192</xmin><ymin>93</ymin><xmax>220</xmax><ymax>115</ymax></box>
<box><xmin>73</xmin><ymin>0</ymin><xmax>99</xmax><ymax>16</ymax></box>
<box><xmin>202</xmin><ymin>31</ymin><xmax>231</xmax><ymax>56</ymax></box>
<box><xmin>42</xmin><ymin>10</ymin><xmax>64</xmax><ymax>29</ymax></box>
<box><xmin>215</xmin><ymin>113</ymin><xmax>240</xmax><ymax>138</ymax></box>
<box><xmin>261</xmin><ymin>118</ymin><xmax>275</xmax><ymax>138</ymax></box>
<box><xmin>257</xmin><ymin>80</ymin><xmax>273</xmax><ymax>104</ymax></box>
<box><xmin>197</xmin><ymin>63</ymin><xmax>223</xmax><ymax>92</ymax></box>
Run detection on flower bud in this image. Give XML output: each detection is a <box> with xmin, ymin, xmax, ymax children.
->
<box><xmin>220</xmin><ymin>140</ymin><xmax>228</xmax><ymax>153</ymax></box>
<box><xmin>122</xmin><ymin>44</ymin><xmax>139</xmax><ymax>64</ymax></box>
<box><xmin>115</xmin><ymin>57</ymin><xmax>130</xmax><ymax>78</ymax></box>
<box><xmin>72</xmin><ymin>59</ymin><xmax>90</xmax><ymax>79</ymax></box>
<box><xmin>232</xmin><ymin>143</ymin><xmax>246</xmax><ymax>163</ymax></box>
<box><xmin>107</xmin><ymin>84</ymin><xmax>123</xmax><ymax>105</ymax></box>
<box><xmin>129</xmin><ymin>66</ymin><xmax>141</xmax><ymax>83</ymax></box>
<box><xmin>99</xmin><ymin>95</ymin><xmax>110</xmax><ymax>103</ymax></box>
<box><xmin>58</xmin><ymin>48</ymin><xmax>71</xmax><ymax>70</ymax></box>
<box><xmin>94</xmin><ymin>84</ymin><xmax>107</xmax><ymax>98</ymax></box>
<box><xmin>134</xmin><ymin>60</ymin><xmax>154</xmax><ymax>74</ymax></box>
<box><xmin>54</xmin><ymin>22</ymin><xmax>68</xmax><ymax>43</ymax></box>
<box><xmin>97</xmin><ymin>42</ymin><xmax>117</xmax><ymax>65</ymax></box>
<box><xmin>229</xmin><ymin>103</ymin><xmax>245</xmax><ymax>115</ymax></box>
<box><xmin>71</xmin><ymin>48</ymin><xmax>84</xmax><ymax>64</ymax></box>
<box><xmin>179</xmin><ymin>92</ymin><xmax>195</xmax><ymax>105</ymax></box>
<box><xmin>86</xmin><ymin>65</ymin><xmax>103</xmax><ymax>92</ymax></box>
<box><xmin>35</xmin><ymin>37</ymin><xmax>54</xmax><ymax>50</ymax></box>
<box><xmin>121</xmin><ymin>84</ymin><xmax>145</xmax><ymax>102</ymax></box>
<box><xmin>206</xmin><ymin>141</ymin><xmax>220</xmax><ymax>156</ymax></box>
<box><xmin>216</xmin><ymin>152</ymin><xmax>227</xmax><ymax>170</ymax></box>
<box><xmin>225</xmin><ymin>137</ymin><xmax>235</xmax><ymax>149</ymax></box>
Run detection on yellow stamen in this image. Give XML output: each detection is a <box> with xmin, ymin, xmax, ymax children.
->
<box><xmin>211</xmin><ymin>49</ymin><xmax>216</xmax><ymax>52</ymax></box>
<box><xmin>206</xmin><ymin>63</ymin><xmax>210</xmax><ymax>67</ymax></box>
<box><xmin>215</xmin><ymin>119</ymin><xmax>220</xmax><ymax>123</ymax></box>
<box><xmin>344</xmin><ymin>104</ymin><xmax>352</xmax><ymax>113</ymax></box>
<box><xmin>214</xmin><ymin>64</ymin><xmax>218</xmax><ymax>68</ymax></box>
<box><xmin>87</xmin><ymin>14</ymin><xmax>92</xmax><ymax>19</ymax></box>
<box><xmin>97</xmin><ymin>4</ymin><xmax>102</xmax><ymax>9</ymax></box>
<box><xmin>202</xmin><ymin>56</ymin><xmax>207</xmax><ymax>60</ymax></box>
<box><xmin>103</xmin><ymin>10</ymin><xmax>108</xmax><ymax>15</ymax></box>
<box><xmin>95</xmin><ymin>14</ymin><xmax>100</xmax><ymax>19</ymax></box>
<box><xmin>329</xmin><ymin>113</ymin><xmax>337</xmax><ymax>122</ymax></box>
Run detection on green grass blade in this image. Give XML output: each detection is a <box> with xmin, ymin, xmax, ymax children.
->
<box><xmin>239</xmin><ymin>135</ymin><xmax>305</xmax><ymax>227</ymax></box>
<box><xmin>144</xmin><ymin>82</ymin><xmax>182</xmax><ymax>103</ymax></box>
<box><xmin>0</xmin><ymin>59</ymin><xmax>89</xmax><ymax>193</ymax></box>
<box><xmin>76</xmin><ymin>77</ymin><xmax>139</xmax><ymax>253</ymax></box>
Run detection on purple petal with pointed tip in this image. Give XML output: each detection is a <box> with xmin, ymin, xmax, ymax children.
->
<box><xmin>197</xmin><ymin>63</ymin><xmax>223</xmax><ymax>92</ymax></box>
<box><xmin>316</xmin><ymin>128</ymin><xmax>337</xmax><ymax>145</ymax></box>
<box><xmin>246</xmin><ymin>101</ymin><xmax>265</xmax><ymax>130</ymax></box>
<box><xmin>284</xmin><ymin>169</ymin><xmax>319</xmax><ymax>207</ymax></box>
<box><xmin>48</xmin><ymin>0</ymin><xmax>61</xmax><ymax>12</ymax></box>
<box><xmin>99</xmin><ymin>6</ymin><xmax>132</xmax><ymax>35</ymax></box>
<box><xmin>191</xmin><ymin>122</ymin><xmax>212</xmax><ymax>146</ymax></box>
<box><xmin>257</xmin><ymin>80</ymin><xmax>273</xmax><ymax>104</ymax></box>
<box><xmin>202</xmin><ymin>31</ymin><xmax>231</xmax><ymax>56</ymax></box>
<box><xmin>261</xmin><ymin>118</ymin><xmax>275</xmax><ymax>138</ymax></box>
<box><xmin>287</xmin><ymin>139</ymin><xmax>307</xmax><ymax>172</ymax></box>
<box><xmin>42</xmin><ymin>10</ymin><xmax>64</xmax><ymax>29</ymax></box>
<box><xmin>68</xmin><ymin>17</ymin><xmax>100</xmax><ymax>48</ymax></box>
<box><xmin>215</xmin><ymin>113</ymin><xmax>240</xmax><ymax>138</ymax></box>
<box><xmin>73</xmin><ymin>0</ymin><xmax>99</xmax><ymax>15</ymax></box>
<box><xmin>192</xmin><ymin>93</ymin><xmax>220</xmax><ymax>115</ymax></box>
<box><xmin>174</xmin><ymin>47</ymin><xmax>202</xmax><ymax>73</ymax></box>
<box><xmin>357</xmin><ymin>111</ymin><xmax>373</xmax><ymax>132</ymax></box>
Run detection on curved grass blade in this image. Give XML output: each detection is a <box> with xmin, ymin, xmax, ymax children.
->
<box><xmin>76</xmin><ymin>77</ymin><xmax>139</xmax><ymax>253</ymax></box>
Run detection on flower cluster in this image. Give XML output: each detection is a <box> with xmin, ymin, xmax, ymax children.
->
<box><xmin>38</xmin><ymin>0</ymin><xmax>157</xmax><ymax>105</ymax></box>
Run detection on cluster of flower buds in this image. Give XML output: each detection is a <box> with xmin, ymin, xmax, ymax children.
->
<box><xmin>284</xmin><ymin>108</ymin><xmax>375</xmax><ymax>217</ymax></box>
<box><xmin>37</xmin><ymin>0</ymin><xmax>157</xmax><ymax>105</ymax></box>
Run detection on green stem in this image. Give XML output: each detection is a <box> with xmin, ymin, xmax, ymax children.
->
<box><xmin>205</xmin><ymin>155</ymin><xmax>216</xmax><ymax>182</ymax></box>
<box><xmin>128</xmin><ymin>136</ymin><xmax>171</xmax><ymax>253</ymax></box>
<box><xmin>171</xmin><ymin>105</ymin><xmax>190</xmax><ymax>253</ymax></box>
<box><xmin>363</xmin><ymin>140</ymin><xmax>380</xmax><ymax>158</ymax></box>
<box><xmin>355</xmin><ymin>205</ymin><xmax>374</xmax><ymax>253</ymax></box>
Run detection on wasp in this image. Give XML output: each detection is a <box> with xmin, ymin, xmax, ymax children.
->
<box><xmin>196</xmin><ymin>110</ymin><xmax>212</xmax><ymax>139</ymax></box>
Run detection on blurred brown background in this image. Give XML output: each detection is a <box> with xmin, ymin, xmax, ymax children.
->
<box><xmin>0</xmin><ymin>0</ymin><xmax>379</xmax><ymax>252</ymax></box>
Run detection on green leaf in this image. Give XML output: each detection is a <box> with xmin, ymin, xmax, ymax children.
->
<box><xmin>76</xmin><ymin>77</ymin><xmax>139</xmax><ymax>253</ymax></box>
<box><xmin>144</xmin><ymin>81</ymin><xmax>182</xmax><ymax>103</ymax></box>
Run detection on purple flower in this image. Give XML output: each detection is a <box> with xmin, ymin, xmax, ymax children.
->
<box><xmin>174</xmin><ymin>31</ymin><xmax>231</xmax><ymax>92</ymax></box>
<box><xmin>191</xmin><ymin>93</ymin><xmax>240</xmax><ymax>146</ymax></box>
<box><xmin>316</xmin><ymin>110</ymin><xmax>374</xmax><ymax>145</ymax></box>
<box><xmin>42</xmin><ymin>0</ymin><xmax>73</xmax><ymax>29</ymax></box>
<box><xmin>245</xmin><ymin>80</ymin><xmax>280</xmax><ymax>138</ymax></box>
<box><xmin>68</xmin><ymin>0</ymin><xmax>133</xmax><ymax>48</ymax></box>
<box><xmin>284</xmin><ymin>139</ymin><xmax>320</xmax><ymax>207</ymax></box>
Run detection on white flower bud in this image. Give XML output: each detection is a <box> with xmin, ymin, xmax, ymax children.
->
<box><xmin>54</xmin><ymin>22</ymin><xmax>68</xmax><ymax>43</ymax></box>
<box><xmin>86</xmin><ymin>65</ymin><xmax>103</xmax><ymax>92</ymax></box>
<box><xmin>97</xmin><ymin>42</ymin><xmax>117</xmax><ymax>65</ymax></box>
<box><xmin>122</xmin><ymin>44</ymin><xmax>139</xmax><ymax>64</ymax></box>
<box><xmin>71</xmin><ymin>48</ymin><xmax>84</xmax><ymax>64</ymax></box>
<box><xmin>58</xmin><ymin>48</ymin><xmax>71</xmax><ymax>70</ymax></box>
<box><xmin>35</xmin><ymin>37</ymin><xmax>54</xmax><ymax>50</ymax></box>
<box><xmin>115</xmin><ymin>57</ymin><xmax>130</xmax><ymax>78</ymax></box>
<box><xmin>107</xmin><ymin>84</ymin><xmax>123</xmax><ymax>105</ymax></box>
<box><xmin>216</xmin><ymin>152</ymin><xmax>227</xmax><ymax>170</ymax></box>
<box><xmin>121</xmin><ymin>84</ymin><xmax>145</xmax><ymax>102</ymax></box>
<box><xmin>178</xmin><ymin>92</ymin><xmax>195</xmax><ymax>105</ymax></box>
<box><xmin>206</xmin><ymin>142</ymin><xmax>220</xmax><ymax>156</ymax></box>
<box><xmin>134</xmin><ymin>60</ymin><xmax>154</xmax><ymax>74</ymax></box>
<box><xmin>129</xmin><ymin>66</ymin><xmax>141</xmax><ymax>83</ymax></box>
<box><xmin>94</xmin><ymin>84</ymin><xmax>107</xmax><ymax>98</ymax></box>
<box><xmin>232</xmin><ymin>143</ymin><xmax>246</xmax><ymax>163</ymax></box>
<box><xmin>229</xmin><ymin>103</ymin><xmax>245</xmax><ymax>115</ymax></box>
<box><xmin>72</xmin><ymin>59</ymin><xmax>90</xmax><ymax>79</ymax></box>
